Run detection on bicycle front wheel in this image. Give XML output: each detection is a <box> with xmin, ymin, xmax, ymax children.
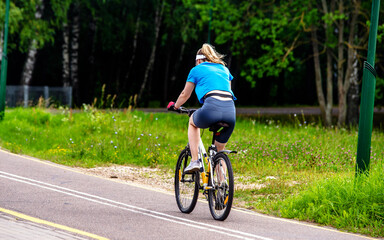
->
<box><xmin>174</xmin><ymin>148</ymin><xmax>200</xmax><ymax>213</ymax></box>
<box><xmin>208</xmin><ymin>152</ymin><xmax>234</xmax><ymax>221</ymax></box>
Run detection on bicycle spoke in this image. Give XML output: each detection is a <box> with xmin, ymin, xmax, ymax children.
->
<box><xmin>175</xmin><ymin>149</ymin><xmax>199</xmax><ymax>213</ymax></box>
<box><xmin>208</xmin><ymin>153</ymin><xmax>234</xmax><ymax>221</ymax></box>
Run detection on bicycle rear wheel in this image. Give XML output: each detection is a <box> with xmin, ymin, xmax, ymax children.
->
<box><xmin>208</xmin><ymin>152</ymin><xmax>234</xmax><ymax>221</ymax></box>
<box><xmin>174</xmin><ymin>148</ymin><xmax>199</xmax><ymax>213</ymax></box>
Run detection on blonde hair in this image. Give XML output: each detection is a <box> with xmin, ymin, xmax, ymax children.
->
<box><xmin>197</xmin><ymin>43</ymin><xmax>226</xmax><ymax>66</ymax></box>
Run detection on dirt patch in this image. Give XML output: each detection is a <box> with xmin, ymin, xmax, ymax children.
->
<box><xmin>78</xmin><ymin>165</ymin><xmax>275</xmax><ymax>192</ymax></box>
<box><xmin>78</xmin><ymin>165</ymin><xmax>175</xmax><ymax>192</ymax></box>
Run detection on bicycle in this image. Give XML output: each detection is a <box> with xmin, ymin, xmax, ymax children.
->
<box><xmin>169</xmin><ymin>105</ymin><xmax>236</xmax><ymax>221</ymax></box>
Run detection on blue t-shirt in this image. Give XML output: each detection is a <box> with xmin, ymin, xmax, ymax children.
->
<box><xmin>186</xmin><ymin>62</ymin><xmax>236</xmax><ymax>104</ymax></box>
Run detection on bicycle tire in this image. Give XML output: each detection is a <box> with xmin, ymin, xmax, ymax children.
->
<box><xmin>174</xmin><ymin>148</ymin><xmax>200</xmax><ymax>213</ymax></box>
<box><xmin>208</xmin><ymin>152</ymin><xmax>234</xmax><ymax>221</ymax></box>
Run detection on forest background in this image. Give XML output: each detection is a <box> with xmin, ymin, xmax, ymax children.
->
<box><xmin>1</xmin><ymin>0</ymin><xmax>384</xmax><ymax>127</ymax></box>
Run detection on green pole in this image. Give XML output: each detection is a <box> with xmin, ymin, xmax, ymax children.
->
<box><xmin>207</xmin><ymin>0</ymin><xmax>213</xmax><ymax>44</ymax></box>
<box><xmin>0</xmin><ymin>0</ymin><xmax>10</xmax><ymax>120</ymax></box>
<box><xmin>356</xmin><ymin>0</ymin><xmax>380</xmax><ymax>174</ymax></box>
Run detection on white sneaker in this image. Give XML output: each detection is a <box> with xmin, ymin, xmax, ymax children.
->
<box><xmin>184</xmin><ymin>160</ymin><xmax>200</xmax><ymax>173</ymax></box>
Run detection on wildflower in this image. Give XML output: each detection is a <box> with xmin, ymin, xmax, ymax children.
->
<box><xmin>156</xmin><ymin>136</ymin><xmax>159</xmax><ymax>139</ymax></box>
<box><xmin>141</xmin><ymin>134</ymin><xmax>144</xmax><ymax>136</ymax></box>
<box><xmin>114</xmin><ymin>146</ymin><xmax>117</xmax><ymax>149</ymax></box>
<box><xmin>149</xmin><ymin>134</ymin><xmax>152</xmax><ymax>136</ymax></box>
<box><xmin>91</xmin><ymin>145</ymin><xmax>93</xmax><ymax>148</ymax></box>
<box><xmin>115</xmin><ymin>131</ymin><xmax>118</xmax><ymax>135</ymax></box>
<box><xmin>110</xmin><ymin>140</ymin><xmax>113</xmax><ymax>144</ymax></box>
<box><xmin>155</xmin><ymin>118</ymin><xmax>158</xmax><ymax>121</ymax></box>
<box><xmin>137</xmin><ymin>138</ymin><xmax>141</xmax><ymax>141</ymax></box>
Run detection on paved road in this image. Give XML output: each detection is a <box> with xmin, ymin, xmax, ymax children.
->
<box><xmin>0</xmin><ymin>149</ymin><xmax>379</xmax><ymax>240</ymax></box>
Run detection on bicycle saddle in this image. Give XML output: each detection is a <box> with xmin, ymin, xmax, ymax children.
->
<box><xmin>209</xmin><ymin>122</ymin><xmax>230</xmax><ymax>132</ymax></box>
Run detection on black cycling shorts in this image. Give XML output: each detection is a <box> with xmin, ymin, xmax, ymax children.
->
<box><xmin>192</xmin><ymin>97</ymin><xmax>236</xmax><ymax>143</ymax></box>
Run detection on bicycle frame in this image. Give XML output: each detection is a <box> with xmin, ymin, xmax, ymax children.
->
<box><xmin>197</xmin><ymin>138</ymin><xmax>215</xmax><ymax>190</ymax></box>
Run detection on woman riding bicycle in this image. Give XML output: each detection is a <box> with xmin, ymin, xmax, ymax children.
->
<box><xmin>168</xmin><ymin>43</ymin><xmax>236</xmax><ymax>173</ymax></box>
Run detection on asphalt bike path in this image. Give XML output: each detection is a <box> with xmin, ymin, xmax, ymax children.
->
<box><xmin>0</xmin><ymin>149</ymin><xmax>378</xmax><ymax>240</ymax></box>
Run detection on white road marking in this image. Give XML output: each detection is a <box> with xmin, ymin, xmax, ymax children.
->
<box><xmin>0</xmin><ymin>171</ymin><xmax>273</xmax><ymax>240</ymax></box>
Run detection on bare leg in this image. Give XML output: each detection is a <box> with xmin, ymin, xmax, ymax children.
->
<box><xmin>188</xmin><ymin>115</ymin><xmax>200</xmax><ymax>162</ymax></box>
<box><xmin>214</xmin><ymin>140</ymin><xmax>227</xmax><ymax>182</ymax></box>
<box><xmin>214</xmin><ymin>141</ymin><xmax>226</xmax><ymax>152</ymax></box>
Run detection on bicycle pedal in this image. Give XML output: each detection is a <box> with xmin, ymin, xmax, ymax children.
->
<box><xmin>204</xmin><ymin>186</ymin><xmax>213</xmax><ymax>190</ymax></box>
<box><xmin>203</xmin><ymin>194</ymin><xmax>208</xmax><ymax>201</ymax></box>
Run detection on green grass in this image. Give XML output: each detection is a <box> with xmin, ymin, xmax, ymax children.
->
<box><xmin>0</xmin><ymin>107</ymin><xmax>383</xmax><ymax>237</ymax></box>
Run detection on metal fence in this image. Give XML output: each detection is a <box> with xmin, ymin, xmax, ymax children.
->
<box><xmin>6</xmin><ymin>85</ymin><xmax>72</xmax><ymax>108</ymax></box>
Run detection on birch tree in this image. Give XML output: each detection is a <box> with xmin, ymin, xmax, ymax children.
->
<box><xmin>71</xmin><ymin>1</ymin><xmax>81</xmax><ymax>104</ymax></box>
<box><xmin>20</xmin><ymin>0</ymin><xmax>45</xmax><ymax>86</ymax></box>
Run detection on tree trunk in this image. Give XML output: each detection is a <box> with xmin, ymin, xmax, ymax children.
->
<box><xmin>347</xmin><ymin>52</ymin><xmax>359</xmax><ymax>126</ymax></box>
<box><xmin>346</xmin><ymin>0</ymin><xmax>361</xmax><ymax>126</ymax></box>
<box><xmin>337</xmin><ymin>0</ymin><xmax>346</xmax><ymax>126</ymax></box>
<box><xmin>325</xmin><ymin>47</ymin><xmax>333</xmax><ymax>126</ymax></box>
<box><xmin>70</xmin><ymin>1</ymin><xmax>80</xmax><ymax>105</ymax></box>
<box><xmin>138</xmin><ymin>0</ymin><xmax>165</xmax><ymax>102</ymax></box>
<box><xmin>124</xmin><ymin>8</ymin><xmax>141</xmax><ymax>89</ymax></box>
<box><xmin>88</xmin><ymin>16</ymin><xmax>97</xmax><ymax>98</ymax></box>
<box><xmin>311</xmin><ymin>29</ymin><xmax>328</xmax><ymax>123</ymax></box>
<box><xmin>20</xmin><ymin>0</ymin><xmax>44</xmax><ymax>86</ymax></box>
<box><xmin>62</xmin><ymin>22</ymin><xmax>70</xmax><ymax>87</ymax></box>
<box><xmin>309</xmin><ymin>0</ymin><xmax>335</xmax><ymax>126</ymax></box>
<box><xmin>338</xmin><ymin>0</ymin><xmax>360</xmax><ymax>126</ymax></box>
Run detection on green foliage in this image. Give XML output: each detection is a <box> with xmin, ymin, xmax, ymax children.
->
<box><xmin>210</xmin><ymin>0</ymin><xmax>306</xmax><ymax>86</ymax></box>
<box><xmin>0</xmin><ymin>0</ymin><xmax>72</xmax><ymax>53</ymax></box>
<box><xmin>376</xmin><ymin>77</ymin><xmax>384</xmax><ymax>103</ymax></box>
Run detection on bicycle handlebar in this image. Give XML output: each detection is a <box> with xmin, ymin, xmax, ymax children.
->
<box><xmin>167</xmin><ymin>101</ymin><xmax>195</xmax><ymax>116</ymax></box>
